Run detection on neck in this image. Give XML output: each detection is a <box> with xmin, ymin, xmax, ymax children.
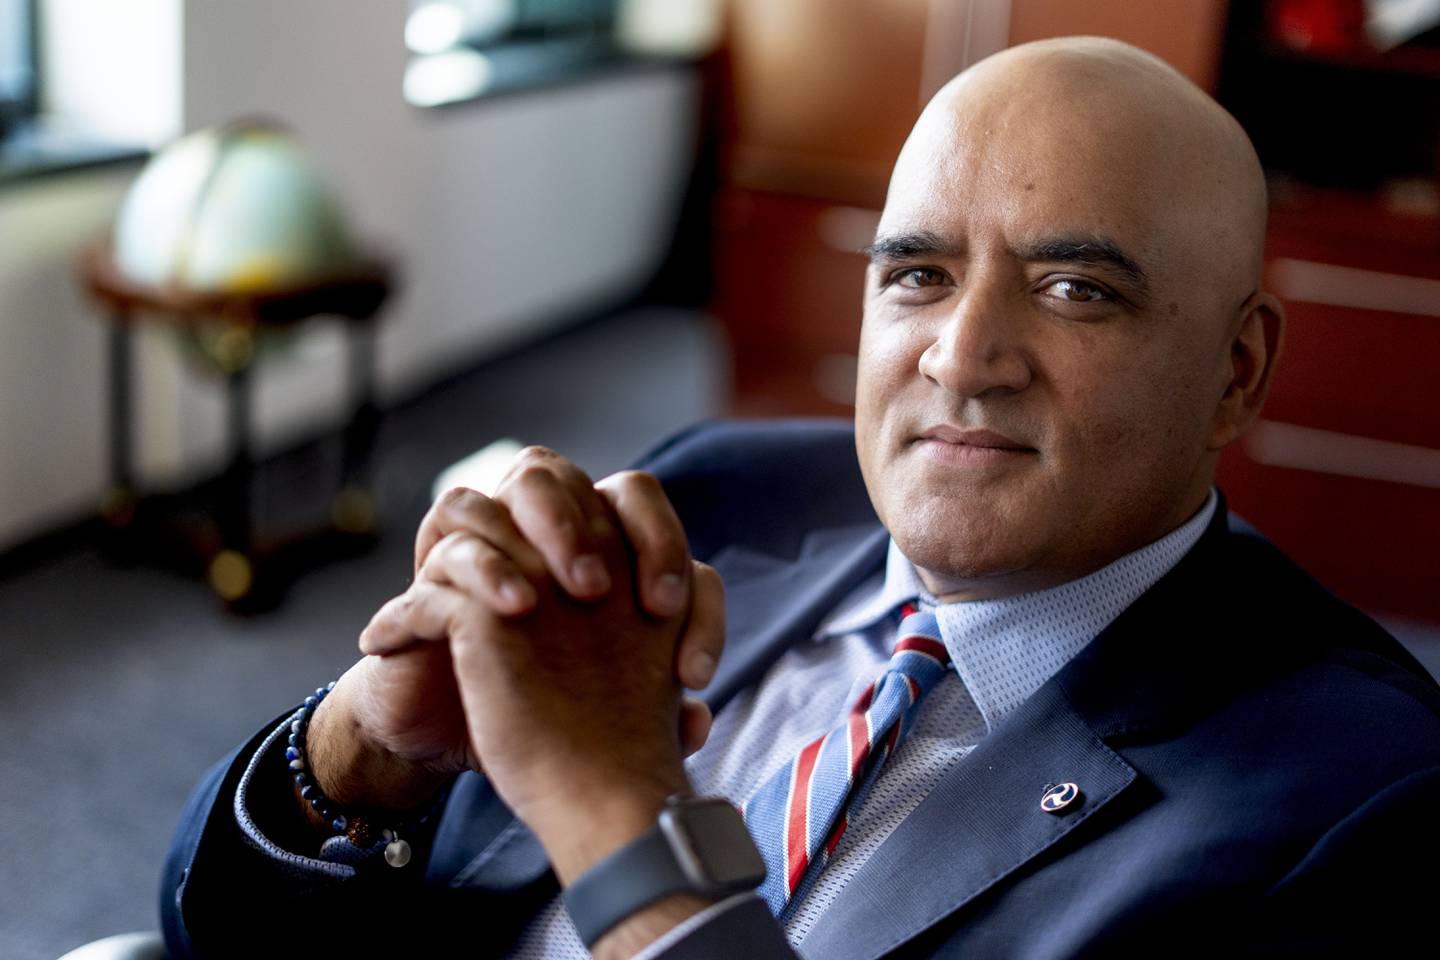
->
<box><xmin>918</xmin><ymin>487</ymin><xmax>1216</xmax><ymax>604</ymax></box>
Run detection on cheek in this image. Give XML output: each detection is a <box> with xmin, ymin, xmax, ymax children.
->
<box><xmin>856</xmin><ymin>316</ymin><xmax>920</xmax><ymax>420</ymax></box>
<box><xmin>1047</xmin><ymin>338</ymin><xmax>1218</xmax><ymax>481</ymax></box>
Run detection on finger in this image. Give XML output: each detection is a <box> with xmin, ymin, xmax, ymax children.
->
<box><xmin>596</xmin><ymin>470</ymin><xmax>691</xmax><ymax>620</ymax></box>
<box><xmin>415</xmin><ymin>486</ymin><xmax>548</xmax><ymax>582</ymax></box>
<box><xmin>679</xmin><ymin>697</ymin><xmax>713</xmax><ymax>757</ymax></box>
<box><xmin>419</xmin><ymin>531</ymin><xmax>538</xmax><ymax>616</ymax></box>
<box><xmin>675</xmin><ymin>561</ymin><xmax>725</xmax><ymax>690</ymax></box>
<box><xmin>359</xmin><ymin>580</ymin><xmax>471</xmax><ymax>656</ymax></box>
<box><xmin>498</xmin><ymin>450</ymin><xmax>617</xmax><ymax>599</ymax></box>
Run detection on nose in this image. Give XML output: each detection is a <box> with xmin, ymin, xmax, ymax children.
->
<box><xmin>916</xmin><ymin>277</ymin><xmax>1033</xmax><ymax>398</ymax></box>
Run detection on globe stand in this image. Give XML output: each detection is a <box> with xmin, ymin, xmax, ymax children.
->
<box><xmin>80</xmin><ymin>242</ymin><xmax>393</xmax><ymax>612</ymax></box>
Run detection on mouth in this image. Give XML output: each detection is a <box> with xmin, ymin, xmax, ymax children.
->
<box><xmin>918</xmin><ymin>425</ymin><xmax>1034</xmax><ymax>450</ymax></box>
<box><xmin>913</xmin><ymin>425</ymin><xmax>1037</xmax><ymax>465</ymax></box>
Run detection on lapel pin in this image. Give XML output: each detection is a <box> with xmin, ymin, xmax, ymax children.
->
<box><xmin>1040</xmin><ymin>782</ymin><xmax>1081</xmax><ymax>813</ymax></box>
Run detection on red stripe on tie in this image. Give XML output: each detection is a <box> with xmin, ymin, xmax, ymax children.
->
<box><xmin>785</xmin><ymin>738</ymin><xmax>823</xmax><ymax>894</ymax></box>
<box><xmin>894</xmin><ymin>635</ymin><xmax>948</xmax><ymax>664</ymax></box>
<box><xmin>847</xmin><ymin>683</ymin><xmax>876</xmax><ymax>779</ymax></box>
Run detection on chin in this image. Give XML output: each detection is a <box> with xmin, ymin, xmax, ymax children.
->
<box><xmin>884</xmin><ymin>498</ymin><xmax>1036</xmax><ymax>589</ymax></box>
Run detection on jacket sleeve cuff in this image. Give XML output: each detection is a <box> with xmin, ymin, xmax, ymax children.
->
<box><xmin>636</xmin><ymin>894</ymin><xmax>797</xmax><ymax>960</ymax></box>
<box><xmin>232</xmin><ymin>709</ymin><xmax>366</xmax><ymax>880</ymax></box>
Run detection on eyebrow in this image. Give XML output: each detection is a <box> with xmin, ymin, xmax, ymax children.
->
<box><xmin>861</xmin><ymin>231</ymin><xmax>957</xmax><ymax>263</ymax></box>
<box><xmin>1016</xmin><ymin>235</ymin><xmax>1150</xmax><ymax>295</ymax></box>
<box><xmin>863</xmin><ymin>230</ymin><xmax>1152</xmax><ymax>299</ymax></box>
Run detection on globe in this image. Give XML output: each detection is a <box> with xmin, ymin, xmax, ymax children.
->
<box><xmin>112</xmin><ymin>122</ymin><xmax>356</xmax><ymax>293</ymax></box>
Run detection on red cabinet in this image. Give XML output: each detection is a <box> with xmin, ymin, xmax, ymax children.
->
<box><xmin>1217</xmin><ymin>188</ymin><xmax>1440</xmax><ymax>621</ymax></box>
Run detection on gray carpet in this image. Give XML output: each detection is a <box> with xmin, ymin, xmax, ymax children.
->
<box><xmin>0</xmin><ymin>308</ymin><xmax>727</xmax><ymax>960</ymax></box>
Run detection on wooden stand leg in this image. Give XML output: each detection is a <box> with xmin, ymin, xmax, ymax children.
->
<box><xmin>334</xmin><ymin>317</ymin><xmax>378</xmax><ymax>534</ymax></box>
<box><xmin>102</xmin><ymin>314</ymin><xmax>136</xmax><ymax>528</ymax></box>
<box><xmin>209</xmin><ymin>362</ymin><xmax>255</xmax><ymax>603</ymax></box>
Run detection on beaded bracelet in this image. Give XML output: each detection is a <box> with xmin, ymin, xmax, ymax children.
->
<box><xmin>285</xmin><ymin>681</ymin><xmax>436</xmax><ymax>869</ymax></box>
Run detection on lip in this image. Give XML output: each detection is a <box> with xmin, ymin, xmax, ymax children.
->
<box><xmin>912</xmin><ymin>425</ymin><xmax>1037</xmax><ymax>468</ymax></box>
<box><xmin>917</xmin><ymin>425</ymin><xmax>1035</xmax><ymax>451</ymax></box>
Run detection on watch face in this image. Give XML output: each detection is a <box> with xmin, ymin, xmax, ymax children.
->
<box><xmin>660</xmin><ymin>798</ymin><xmax>767</xmax><ymax>892</ymax></box>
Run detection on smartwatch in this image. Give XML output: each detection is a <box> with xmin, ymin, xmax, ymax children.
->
<box><xmin>562</xmin><ymin>795</ymin><xmax>767</xmax><ymax>947</ymax></box>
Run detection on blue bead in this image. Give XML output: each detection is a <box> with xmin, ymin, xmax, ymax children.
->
<box><xmin>285</xmin><ymin>746</ymin><xmax>301</xmax><ymax>761</ymax></box>
<box><xmin>294</xmin><ymin>774</ymin><xmax>307</xmax><ymax>787</ymax></box>
<box><xmin>303</xmin><ymin>696</ymin><xmax>318</xmax><ymax>709</ymax></box>
<box><xmin>310</xmin><ymin>797</ymin><xmax>324</xmax><ymax>810</ymax></box>
<box><xmin>315</xmin><ymin>687</ymin><xmax>328</xmax><ymax>698</ymax></box>
<box><xmin>331</xmin><ymin>816</ymin><xmax>348</xmax><ymax>832</ymax></box>
<box><xmin>300</xmin><ymin>784</ymin><xmax>318</xmax><ymax>800</ymax></box>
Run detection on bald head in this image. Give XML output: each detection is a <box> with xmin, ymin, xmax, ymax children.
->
<box><xmin>856</xmin><ymin>36</ymin><xmax>1284</xmax><ymax>600</ymax></box>
<box><xmin>894</xmin><ymin>36</ymin><xmax>1268</xmax><ymax>302</ymax></box>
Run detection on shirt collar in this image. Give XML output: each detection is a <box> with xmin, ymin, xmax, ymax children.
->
<box><xmin>818</xmin><ymin>489</ymin><xmax>1219</xmax><ymax>731</ymax></box>
<box><xmin>815</xmin><ymin>537</ymin><xmax>932</xmax><ymax>639</ymax></box>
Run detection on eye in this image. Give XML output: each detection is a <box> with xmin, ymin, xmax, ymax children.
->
<box><xmin>889</xmin><ymin>267</ymin><xmax>949</xmax><ymax>289</ymax></box>
<box><xmin>1044</xmin><ymin>277</ymin><xmax>1111</xmax><ymax>303</ymax></box>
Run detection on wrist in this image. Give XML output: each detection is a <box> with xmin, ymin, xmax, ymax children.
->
<box><xmin>563</xmin><ymin>794</ymin><xmax>767</xmax><ymax>956</ymax></box>
<box><xmin>529</xmin><ymin>771</ymin><xmax>694</xmax><ymax>886</ymax></box>
<box><xmin>307</xmin><ymin>683</ymin><xmax>450</xmax><ymax>814</ymax></box>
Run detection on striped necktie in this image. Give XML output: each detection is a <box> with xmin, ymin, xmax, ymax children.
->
<box><xmin>742</xmin><ymin>603</ymin><xmax>951</xmax><ymax>918</ymax></box>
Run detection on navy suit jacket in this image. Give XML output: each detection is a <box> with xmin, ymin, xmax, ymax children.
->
<box><xmin>162</xmin><ymin>419</ymin><xmax>1440</xmax><ymax>958</ymax></box>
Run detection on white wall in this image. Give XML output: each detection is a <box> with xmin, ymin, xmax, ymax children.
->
<box><xmin>0</xmin><ymin>170</ymin><xmax>142</xmax><ymax>545</ymax></box>
<box><xmin>0</xmin><ymin>0</ymin><xmax>698</xmax><ymax>549</ymax></box>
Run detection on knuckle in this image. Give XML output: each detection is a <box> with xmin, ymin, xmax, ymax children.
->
<box><xmin>693</xmin><ymin>561</ymin><xmax>723</xmax><ymax>592</ymax></box>
<box><xmin>515</xmin><ymin>494</ymin><xmax>583</xmax><ymax>546</ymax></box>
<box><xmin>633</xmin><ymin>470</ymin><xmax>664</xmax><ymax>492</ymax></box>
<box><xmin>439</xmin><ymin>485</ymin><xmax>479</xmax><ymax>512</ymax></box>
<box><xmin>513</xmin><ymin>463</ymin><xmax>561</xmax><ymax>492</ymax></box>
<box><xmin>467</xmin><ymin>496</ymin><xmax>506</xmax><ymax>528</ymax></box>
<box><xmin>615</xmin><ymin>469</ymin><xmax>662</xmax><ymax>495</ymax></box>
<box><xmin>455</xmin><ymin>489</ymin><xmax>507</xmax><ymax>526</ymax></box>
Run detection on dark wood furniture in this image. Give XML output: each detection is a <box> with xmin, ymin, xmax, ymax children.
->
<box><xmin>80</xmin><ymin>243</ymin><xmax>393</xmax><ymax>610</ymax></box>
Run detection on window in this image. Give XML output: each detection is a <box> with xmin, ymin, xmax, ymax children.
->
<box><xmin>406</xmin><ymin>0</ymin><xmax>620</xmax><ymax>55</ymax></box>
<box><xmin>404</xmin><ymin>0</ymin><xmax>625</xmax><ymax>106</ymax></box>
<box><xmin>2</xmin><ymin>0</ymin><xmax>177</xmax><ymax>183</ymax></box>
<box><xmin>0</xmin><ymin>0</ymin><xmax>37</xmax><ymax>137</ymax></box>
<box><xmin>401</xmin><ymin>0</ymin><xmax>720</xmax><ymax>107</ymax></box>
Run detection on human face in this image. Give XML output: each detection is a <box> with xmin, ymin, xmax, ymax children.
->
<box><xmin>855</xmin><ymin>78</ymin><xmax>1242</xmax><ymax>600</ymax></box>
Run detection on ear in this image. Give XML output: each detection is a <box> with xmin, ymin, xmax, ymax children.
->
<box><xmin>1206</xmin><ymin>290</ymin><xmax>1285</xmax><ymax>451</ymax></box>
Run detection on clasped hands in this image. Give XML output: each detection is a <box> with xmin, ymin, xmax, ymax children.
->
<box><xmin>307</xmin><ymin>447</ymin><xmax>722</xmax><ymax>895</ymax></box>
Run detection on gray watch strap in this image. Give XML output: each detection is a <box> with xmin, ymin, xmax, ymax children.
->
<box><xmin>564</xmin><ymin>827</ymin><xmax>690</xmax><ymax>946</ymax></box>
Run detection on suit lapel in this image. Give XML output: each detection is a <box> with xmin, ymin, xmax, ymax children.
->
<box><xmin>797</xmin><ymin>503</ymin><xmax>1247</xmax><ymax>958</ymax></box>
<box><xmin>705</xmin><ymin>522</ymin><xmax>891</xmax><ymax>712</ymax></box>
<box><xmin>799</xmin><ymin>681</ymin><xmax>1139</xmax><ymax>960</ymax></box>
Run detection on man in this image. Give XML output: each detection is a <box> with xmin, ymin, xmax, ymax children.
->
<box><xmin>162</xmin><ymin>37</ymin><xmax>1440</xmax><ymax>958</ymax></box>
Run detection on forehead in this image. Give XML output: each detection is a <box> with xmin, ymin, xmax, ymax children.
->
<box><xmin>878</xmin><ymin>84</ymin><xmax>1183</xmax><ymax>274</ymax></box>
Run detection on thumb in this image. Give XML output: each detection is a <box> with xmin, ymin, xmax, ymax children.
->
<box><xmin>675</xmin><ymin>561</ymin><xmax>724</xmax><ymax>690</ymax></box>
